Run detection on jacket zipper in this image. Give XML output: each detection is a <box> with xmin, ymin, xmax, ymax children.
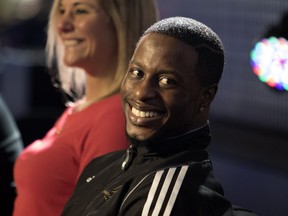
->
<box><xmin>121</xmin><ymin>145</ymin><xmax>137</xmax><ymax>171</ymax></box>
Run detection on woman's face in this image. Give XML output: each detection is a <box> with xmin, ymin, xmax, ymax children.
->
<box><xmin>57</xmin><ymin>0</ymin><xmax>117</xmax><ymax>73</ymax></box>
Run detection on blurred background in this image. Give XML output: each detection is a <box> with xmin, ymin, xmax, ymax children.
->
<box><xmin>0</xmin><ymin>0</ymin><xmax>287</xmax><ymax>215</ymax></box>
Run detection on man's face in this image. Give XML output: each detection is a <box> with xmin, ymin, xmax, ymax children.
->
<box><xmin>121</xmin><ymin>33</ymin><xmax>205</xmax><ymax>142</ymax></box>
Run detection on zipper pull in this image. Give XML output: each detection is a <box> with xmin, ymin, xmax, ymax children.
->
<box><xmin>102</xmin><ymin>190</ymin><xmax>113</xmax><ymax>200</ymax></box>
<box><xmin>121</xmin><ymin>145</ymin><xmax>136</xmax><ymax>171</ymax></box>
<box><xmin>102</xmin><ymin>186</ymin><xmax>122</xmax><ymax>200</ymax></box>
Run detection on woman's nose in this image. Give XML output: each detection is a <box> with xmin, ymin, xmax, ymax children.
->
<box><xmin>57</xmin><ymin>14</ymin><xmax>74</xmax><ymax>34</ymax></box>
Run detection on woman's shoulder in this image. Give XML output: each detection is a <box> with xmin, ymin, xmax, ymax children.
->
<box><xmin>89</xmin><ymin>93</ymin><xmax>123</xmax><ymax>114</ymax></box>
<box><xmin>101</xmin><ymin>93</ymin><xmax>122</xmax><ymax>107</ymax></box>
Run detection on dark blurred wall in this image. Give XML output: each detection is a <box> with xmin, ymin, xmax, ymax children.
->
<box><xmin>0</xmin><ymin>0</ymin><xmax>64</xmax><ymax>146</ymax></box>
<box><xmin>158</xmin><ymin>0</ymin><xmax>288</xmax><ymax>132</ymax></box>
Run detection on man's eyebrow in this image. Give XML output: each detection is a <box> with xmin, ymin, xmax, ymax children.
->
<box><xmin>158</xmin><ymin>70</ymin><xmax>185</xmax><ymax>82</ymax></box>
<box><xmin>129</xmin><ymin>60</ymin><xmax>184</xmax><ymax>80</ymax></box>
<box><xmin>128</xmin><ymin>60</ymin><xmax>144</xmax><ymax>68</ymax></box>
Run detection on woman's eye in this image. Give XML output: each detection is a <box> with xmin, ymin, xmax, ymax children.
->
<box><xmin>59</xmin><ymin>7</ymin><xmax>65</xmax><ymax>15</ymax></box>
<box><xmin>74</xmin><ymin>8</ymin><xmax>88</xmax><ymax>15</ymax></box>
<box><xmin>58</xmin><ymin>7</ymin><xmax>88</xmax><ymax>16</ymax></box>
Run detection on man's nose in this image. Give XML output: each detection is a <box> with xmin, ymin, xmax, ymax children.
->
<box><xmin>134</xmin><ymin>79</ymin><xmax>159</xmax><ymax>101</ymax></box>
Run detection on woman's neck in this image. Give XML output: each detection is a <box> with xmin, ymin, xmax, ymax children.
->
<box><xmin>73</xmin><ymin>74</ymin><xmax>119</xmax><ymax>112</ymax></box>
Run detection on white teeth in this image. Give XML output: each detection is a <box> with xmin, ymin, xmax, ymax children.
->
<box><xmin>63</xmin><ymin>40</ymin><xmax>79</xmax><ymax>46</ymax></box>
<box><xmin>140</xmin><ymin>111</ymin><xmax>146</xmax><ymax>117</ymax></box>
<box><xmin>131</xmin><ymin>107</ymin><xmax>159</xmax><ymax>118</ymax></box>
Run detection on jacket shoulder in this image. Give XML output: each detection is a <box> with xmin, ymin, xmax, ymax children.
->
<box><xmin>77</xmin><ymin>149</ymin><xmax>126</xmax><ymax>185</ymax></box>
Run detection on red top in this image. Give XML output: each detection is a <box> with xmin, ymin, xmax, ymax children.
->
<box><xmin>13</xmin><ymin>94</ymin><xmax>128</xmax><ymax>216</ymax></box>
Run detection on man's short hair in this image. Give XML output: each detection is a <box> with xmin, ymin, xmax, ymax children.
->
<box><xmin>143</xmin><ymin>17</ymin><xmax>225</xmax><ymax>86</ymax></box>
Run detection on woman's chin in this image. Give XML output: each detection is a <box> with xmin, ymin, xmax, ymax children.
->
<box><xmin>63</xmin><ymin>56</ymin><xmax>85</xmax><ymax>68</ymax></box>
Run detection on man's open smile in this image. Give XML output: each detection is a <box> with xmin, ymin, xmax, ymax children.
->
<box><xmin>131</xmin><ymin>106</ymin><xmax>160</xmax><ymax>118</ymax></box>
<box><xmin>126</xmin><ymin>101</ymin><xmax>166</xmax><ymax>127</ymax></box>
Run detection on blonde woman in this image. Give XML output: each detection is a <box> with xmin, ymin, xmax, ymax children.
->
<box><xmin>13</xmin><ymin>0</ymin><xmax>158</xmax><ymax>215</ymax></box>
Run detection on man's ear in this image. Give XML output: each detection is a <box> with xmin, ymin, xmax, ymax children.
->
<box><xmin>199</xmin><ymin>84</ymin><xmax>218</xmax><ymax>112</ymax></box>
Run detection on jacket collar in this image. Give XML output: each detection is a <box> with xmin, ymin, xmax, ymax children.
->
<box><xmin>134</xmin><ymin>123</ymin><xmax>211</xmax><ymax>156</ymax></box>
<box><xmin>121</xmin><ymin>123</ymin><xmax>211</xmax><ymax>171</ymax></box>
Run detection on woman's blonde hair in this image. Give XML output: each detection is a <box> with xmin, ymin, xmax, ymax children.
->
<box><xmin>46</xmin><ymin>0</ymin><xmax>158</xmax><ymax>102</ymax></box>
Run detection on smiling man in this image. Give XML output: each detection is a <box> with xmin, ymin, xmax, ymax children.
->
<box><xmin>122</xmin><ymin>27</ymin><xmax>212</xmax><ymax>143</ymax></box>
<box><xmin>62</xmin><ymin>17</ymin><xmax>256</xmax><ymax>216</ymax></box>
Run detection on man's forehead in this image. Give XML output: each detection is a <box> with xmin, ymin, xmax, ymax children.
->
<box><xmin>134</xmin><ymin>33</ymin><xmax>198</xmax><ymax>66</ymax></box>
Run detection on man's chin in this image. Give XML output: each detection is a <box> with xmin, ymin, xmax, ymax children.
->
<box><xmin>126</xmin><ymin>132</ymin><xmax>156</xmax><ymax>147</ymax></box>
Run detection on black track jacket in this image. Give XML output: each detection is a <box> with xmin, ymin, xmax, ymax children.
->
<box><xmin>62</xmin><ymin>124</ymin><xmax>235</xmax><ymax>216</ymax></box>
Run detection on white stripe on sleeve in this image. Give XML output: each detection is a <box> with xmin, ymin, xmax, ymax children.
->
<box><xmin>142</xmin><ymin>165</ymin><xmax>189</xmax><ymax>216</ymax></box>
<box><xmin>151</xmin><ymin>168</ymin><xmax>176</xmax><ymax>216</ymax></box>
<box><xmin>142</xmin><ymin>170</ymin><xmax>164</xmax><ymax>216</ymax></box>
<box><xmin>163</xmin><ymin>165</ymin><xmax>189</xmax><ymax>216</ymax></box>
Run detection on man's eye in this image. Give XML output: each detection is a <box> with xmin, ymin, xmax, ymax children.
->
<box><xmin>160</xmin><ymin>77</ymin><xmax>169</xmax><ymax>85</ymax></box>
<box><xmin>132</xmin><ymin>70</ymin><xmax>139</xmax><ymax>76</ymax></box>
<box><xmin>131</xmin><ymin>69</ymin><xmax>143</xmax><ymax>78</ymax></box>
<box><xmin>159</xmin><ymin>77</ymin><xmax>177</xmax><ymax>87</ymax></box>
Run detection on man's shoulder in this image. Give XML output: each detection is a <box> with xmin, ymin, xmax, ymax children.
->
<box><xmin>77</xmin><ymin>149</ymin><xmax>126</xmax><ymax>184</ymax></box>
<box><xmin>89</xmin><ymin>149</ymin><xmax>126</xmax><ymax>168</ymax></box>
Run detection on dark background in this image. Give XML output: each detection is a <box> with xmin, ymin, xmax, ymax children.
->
<box><xmin>0</xmin><ymin>0</ymin><xmax>288</xmax><ymax>215</ymax></box>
